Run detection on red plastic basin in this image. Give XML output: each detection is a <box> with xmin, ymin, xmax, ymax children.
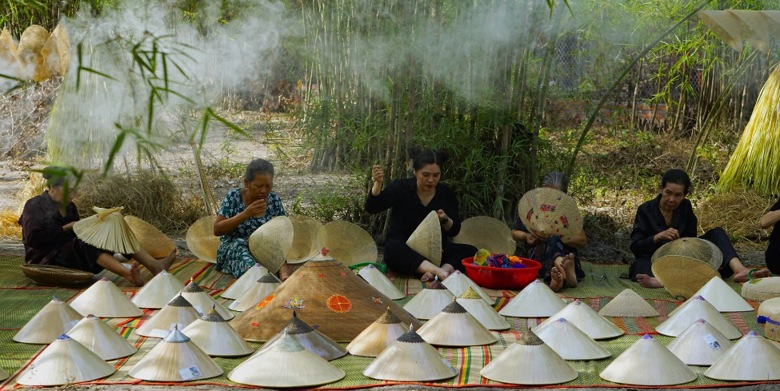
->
<box><xmin>461</xmin><ymin>256</ymin><xmax>541</xmax><ymax>290</ymax></box>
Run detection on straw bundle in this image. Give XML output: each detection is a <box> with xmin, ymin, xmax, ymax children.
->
<box><xmin>698</xmin><ymin>188</ymin><xmax>773</xmax><ymax>241</ymax></box>
<box><xmin>0</xmin><ymin>209</ymin><xmax>21</xmax><ymax>239</ymax></box>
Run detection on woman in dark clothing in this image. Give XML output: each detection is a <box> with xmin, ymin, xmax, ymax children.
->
<box><xmin>630</xmin><ymin>168</ymin><xmax>769</xmax><ymax>288</ymax></box>
<box><xmin>365</xmin><ymin>149</ymin><xmax>476</xmax><ymax>282</ymax></box>
<box><xmin>760</xmin><ymin>199</ymin><xmax>780</xmax><ymax>274</ymax></box>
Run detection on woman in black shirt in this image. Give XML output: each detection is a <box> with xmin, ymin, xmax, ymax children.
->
<box><xmin>760</xmin><ymin>199</ymin><xmax>780</xmax><ymax>274</ymax></box>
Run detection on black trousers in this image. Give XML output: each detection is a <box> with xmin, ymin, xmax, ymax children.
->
<box><xmin>383</xmin><ymin>237</ymin><xmax>475</xmax><ymax>276</ymax></box>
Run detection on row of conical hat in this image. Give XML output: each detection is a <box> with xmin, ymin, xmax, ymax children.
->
<box><xmin>1</xmin><ymin>24</ymin><xmax>70</xmax><ymax>84</ymax></box>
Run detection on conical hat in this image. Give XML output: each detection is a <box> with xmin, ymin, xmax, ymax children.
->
<box><xmin>346</xmin><ymin>308</ymin><xmax>409</xmax><ymax>357</ymax></box>
<box><xmin>185</xmin><ymin>215</ymin><xmax>219</xmax><ymax>263</ymax></box>
<box><xmin>258</xmin><ymin>312</ymin><xmax>347</xmax><ymax>361</ymax></box>
<box><xmin>534</xmin><ymin>299</ymin><xmax>624</xmax><ymax>340</ymax></box>
<box><xmin>480</xmin><ymin>332</ymin><xmax>578</xmax><ymax>385</ymax></box>
<box><xmin>66</xmin><ymin>314</ymin><xmax>137</xmax><ymax>360</ymax></box>
<box><xmin>357</xmin><ymin>264</ymin><xmax>404</xmax><ymax>300</ymax></box>
<box><xmin>181</xmin><ymin>308</ymin><xmax>253</xmax><ymax>357</ymax></box>
<box><xmin>599</xmin><ymin>334</ymin><xmax>696</xmax><ymax>386</ymax></box>
<box><xmin>73</xmin><ymin>206</ymin><xmax>141</xmax><ymax>254</ymax></box>
<box><xmin>16</xmin><ymin>334</ymin><xmax>115</xmax><ymax>386</ymax></box>
<box><xmin>131</xmin><ymin>270</ymin><xmax>185</xmax><ymax>309</ymax></box>
<box><xmin>228</xmin><ymin>331</ymin><xmax>345</xmax><ymax>387</ymax></box>
<box><xmin>16</xmin><ymin>25</ymin><xmax>47</xmax><ymax>66</ymax></box>
<box><xmin>135</xmin><ymin>294</ymin><xmax>200</xmax><ymax>338</ymax></box>
<box><xmin>0</xmin><ymin>366</ymin><xmax>7</xmax><ymax>382</ymax></box>
<box><xmin>316</xmin><ymin>220</ymin><xmax>378</xmax><ymax>266</ymax></box>
<box><xmin>698</xmin><ymin>10</ymin><xmax>746</xmax><ymax>52</ymax></box>
<box><xmin>676</xmin><ymin>276</ymin><xmax>753</xmax><ymax>313</ymax></box>
<box><xmin>13</xmin><ymin>296</ymin><xmax>81</xmax><ymax>344</ymax></box>
<box><xmin>406</xmin><ymin>211</ymin><xmax>442</xmax><ymax>266</ymax></box>
<box><xmin>124</xmin><ymin>215</ymin><xmax>176</xmax><ymax>259</ymax></box>
<box><xmin>456</xmin><ymin>287</ymin><xmax>510</xmax><ymax>330</ymax></box>
<box><xmin>286</xmin><ymin>215</ymin><xmax>322</xmax><ymax>264</ymax></box>
<box><xmin>704</xmin><ymin>331</ymin><xmax>780</xmax><ymax>381</ymax></box>
<box><xmin>667</xmin><ymin>319</ymin><xmax>733</xmax><ymax>366</ymax></box>
<box><xmin>598</xmin><ymin>289</ymin><xmax>659</xmax><ymax>317</ymax></box>
<box><xmin>0</xmin><ymin>28</ymin><xmax>19</xmax><ymax>78</ymax></box>
<box><xmin>180</xmin><ymin>280</ymin><xmax>233</xmax><ymax>320</ymax></box>
<box><xmin>249</xmin><ymin>215</ymin><xmax>294</xmax><ymax>273</ymax></box>
<box><xmin>498</xmin><ymin>279</ymin><xmax>567</xmax><ymax>318</ymax></box>
<box><xmin>129</xmin><ymin>327</ymin><xmax>223</xmax><ymax>381</ymax></box>
<box><xmin>228</xmin><ymin>273</ymin><xmax>280</xmax><ymax>312</ymax></box>
<box><xmin>363</xmin><ymin>327</ymin><xmax>458</xmax><ymax>381</ymax></box>
<box><xmin>652</xmin><ymin>256</ymin><xmax>720</xmax><ymax>300</ymax></box>
<box><xmin>38</xmin><ymin>24</ymin><xmax>66</xmax><ymax>77</ymax></box>
<box><xmin>741</xmin><ymin>276</ymin><xmax>780</xmax><ymax>301</ymax></box>
<box><xmin>230</xmin><ymin>260</ymin><xmax>421</xmax><ymax>342</ymax></box>
<box><xmin>442</xmin><ymin>270</ymin><xmax>494</xmax><ymax>305</ymax></box>
<box><xmin>69</xmin><ymin>277</ymin><xmax>142</xmax><ymax>318</ymax></box>
<box><xmin>518</xmin><ymin>187</ymin><xmax>583</xmax><ymax>241</ymax></box>
<box><xmin>652</xmin><ymin>237</ymin><xmax>723</xmax><ymax>270</ymax></box>
<box><xmin>534</xmin><ymin>318</ymin><xmax>611</xmax><ymax>360</ymax></box>
<box><xmin>453</xmin><ymin>216</ymin><xmax>515</xmax><ymax>255</ymax></box>
<box><xmin>417</xmin><ymin>300</ymin><xmax>497</xmax><ymax>346</ymax></box>
<box><xmin>402</xmin><ymin>277</ymin><xmax>455</xmax><ymax>320</ymax></box>
<box><xmin>221</xmin><ymin>263</ymin><xmax>269</xmax><ymax>299</ymax></box>
<box><xmin>655</xmin><ymin>296</ymin><xmax>741</xmax><ymax>339</ymax></box>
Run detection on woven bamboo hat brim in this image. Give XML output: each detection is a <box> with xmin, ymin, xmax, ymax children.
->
<box><xmin>38</xmin><ymin>23</ymin><xmax>69</xmax><ymax>77</ymax></box>
<box><xmin>69</xmin><ymin>278</ymin><xmax>142</xmax><ymax>318</ymax></box>
<box><xmin>655</xmin><ymin>296</ymin><xmax>741</xmax><ymax>339</ymax></box>
<box><xmin>518</xmin><ymin>187</ymin><xmax>583</xmax><ymax>241</ymax></box>
<box><xmin>666</xmin><ymin>319</ymin><xmax>733</xmax><ymax>366</ymax></box>
<box><xmin>131</xmin><ymin>270</ymin><xmax>185</xmax><ymax>309</ymax></box>
<box><xmin>129</xmin><ymin>327</ymin><xmax>223</xmax><ymax>382</ymax></box>
<box><xmin>19</xmin><ymin>264</ymin><xmax>94</xmax><ymax>287</ymax></box>
<box><xmin>257</xmin><ymin>311</ymin><xmax>347</xmax><ymax>361</ymax></box>
<box><xmin>741</xmin><ymin>276</ymin><xmax>780</xmax><ymax>301</ymax></box>
<box><xmin>286</xmin><ymin>215</ymin><xmax>323</xmax><ymax>264</ymax></box>
<box><xmin>442</xmin><ymin>270</ymin><xmax>494</xmax><ymax>305</ymax></box>
<box><xmin>534</xmin><ymin>299</ymin><xmax>624</xmax><ymax>340</ymax></box>
<box><xmin>402</xmin><ymin>277</ymin><xmax>455</xmax><ymax>320</ymax></box>
<box><xmin>599</xmin><ymin>334</ymin><xmax>696</xmax><ymax>386</ymax></box>
<box><xmin>651</xmin><ymin>256</ymin><xmax>720</xmax><ymax>300</ymax></box>
<box><xmin>180</xmin><ymin>279</ymin><xmax>234</xmax><ymax>320</ymax></box>
<box><xmin>697</xmin><ymin>11</ymin><xmax>746</xmax><ymax>52</ymax></box>
<box><xmin>675</xmin><ymin>276</ymin><xmax>753</xmax><ymax>313</ymax></box>
<box><xmin>135</xmin><ymin>294</ymin><xmax>200</xmax><ymax>338</ymax></box>
<box><xmin>498</xmin><ymin>279</ymin><xmax>567</xmax><ymax>318</ymax></box>
<box><xmin>316</xmin><ymin>220</ymin><xmax>378</xmax><ymax>266</ymax></box>
<box><xmin>249</xmin><ymin>215</ymin><xmax>294</xmax><ymax>273</ymax></box>
<box><xmin>598</xmin><ymin>289</ymin><xmax>659</xmax><ymax>317</ymax></box>
<box><xmin>229</xmin><ymin>331</ymin><xmax>345</xmax><ymax>387</ymax></box>
<box><xmin>181</xmin><ymin>308</ymin><xmax>254</xmax><ymax>357</ymax></box>
<box><xmin>480</xmin><ymin>331</ymin><xmax>578</xmax><ymax>385</ymax></box>
<box><xmin>456</xmin><ymin>287</ymin><xmax>510</xmax><ymax>330</ymax></box>
<box><xmin>453</xmin><ymin>216</ymin><xmax>515</xmax><ymax>255</ymax></box>
<box><xmin>417</xmin><ymin>300</ymin><xmax>497</xmax><ymax>346</ymax></box>
<box><xmin>534</xmin><ymin>318</ymin><xmax>611</xmax><ymax>360</ymax></box>
<box><xmin>346</xmin><ymin>308</ymin><xmax>409</xmax><ymax>357</ymax></box>
<box><xmin>16</xmin><ymin>334</ymin><xmax>115</xmax><ymax>386</ymax></box>
<box><xmin>221</xmin><ymin>263</ymin><xmax>269</xmax><ymax>299</ymax></box>
<box><xmin>73</xmin><ymin>206</ymin><xmax>141</xmax><ymax>254</ymax></box>
<box><xmin>704</xmin><ymin>331</ymin><xmax>780</xmax><ymax>381</ymax></box>
<box><xmin>228</xmin><ymin>273</ymin><xmax>280</xmax><ymax>312</ymax></box>
<box><xmin>652</xmin><ymin>237</ymin><xmax>724</xmax><ymax>270</ymax></box>
<box><xmin>124</xmin><ymin>215</ymin><xmax>176</xmax><ymax>259</ymax></box>
<box><xmin>363</xmin><ymin>327</ymin><xmax>458</xmax><ymax>382</ymax></box>
<box><xmin>16</xmin><ymin>25</ymin><xmax>47</xmax><ymax>63</ymax></box>
<box><xmin>185</xmin><ymin>215</ymin><xmax>219</xmax><ymax>263</ymax></box>
<box><xmin>0</xmin><ymin>28</ymin><xmax>18</xmax><ymax>66</ymax></box>
<box><xmin>230</xmin><ymin>260</ymin><xmax>421</xmax><ymax>342</ymax></box>
<box><xmin>13</xmin><ymin>296</ymin><xmax>81</xmax><ymax>344</ymax></box>
<box><xmin>357</xmin><ymin>264</ymin><xmax>404</xmax><ymax>300</ymax></box>
<box><xmin>65</xmin><ymin>314</ymin><xmax>137</xmax><ymax>360</ymax></box>
<box><xmin>406</xmin><ymin>211</ymin><xmax>442</xmax><ymax>266</ymax></box>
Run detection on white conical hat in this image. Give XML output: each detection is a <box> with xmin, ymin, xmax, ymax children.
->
<box><xmin>417</xmin><ymin>300</ymin><xmax>497</xmax><ymax>346</ymax></box>
<box><xmin>682</xmin><ymin>276</ymin><xmax>753</xmax><ymax>312</ymax></box>
<box><xmin>480</xmin><ymin>331</ymin><xmax>578</xmax><ymax>385</ymax></box>
<box><xmin>286</xmin><ymin>215</ymin><xmax>323</xmax><ymax>264</ymax></box>
<box><xmin>402</xmin><ymin>277</ymin><xmax>455</xmax><ymax>320</ymax></box>
<box><xmin>181</xmin><ymin>308</ymin><xmax>253</xmax><ymax>357</ymax></box>
<box><xmin>221</xmin><ymin>263</ymin><xmax>269</xmax><ymax>300</ymax></box>
<box><xmin>16</xmin><ymin>334</ymin><xmax>115</xmax><ymax>386</ymax></box>
<box><xmin>185</xmin><ymin>215</ymin><xmax>219</xmax><ymax>263</ymax></box>
<box><xmin>363</xmin><ymin>327</ymin><xmax>458</xmax><ymax>381</ymax></box>
<box><xmin>228</xmin><ymin>273</ymin><xmax>280</xmax><ymax>312</ymax></box>
<box><xmin>13</xmin><ymin>296</ymin><xmax>81</xmax><ymax>344</ymax></box>
<box><xmin>357</xmin><ymin>264</ymin><xmax>404</xmax><ymax>300</ymax></box>
<box><xmin>346</xmin><ymin>308</ymin><xmax>409</xmax><ymax>357</ymax></box>
<box><xmin>73</xmin><ymin>206</ymin><xmax>141</xmax><ymax>254</ymax></box>
<box><xmin>249</xmin><ymin>215</ymin><xmax>294</xmax><ymax>273</ymax></box>
<box><xmin>598</xmin><ymin>289</ymin><xmax>659</xmax><ymax>317</ymax></box>
<box><xmin>180</xmin><ymin>280</ymin><xmax>233</xmax><ymax>320</ymax></box>
<box><xmin>315</xmin><ymin>220</ymin><xmax>378</xmax><ymax>266</ymax></box>
<box><xmin>229</xmin><ymin>331</ymin><xmax>345</xmax><ymax>387</ymax></box>
<box><xmin>442</xmin><ymin>270</ymin><xmax>494</xmax><ymax>305</ymax></box>
<box><xmin>656</xmin><ymin>296</ymin><xmax>741</xmax><ymax>339</ymax></box>
<box><xmin>66</xmin><ymin>314</ymin><xmax>137</xmax><ymax>360</ymax></box>
<box><xmin>129</xmin><ymin>327</ymin><xmax>223</xmax><ymax>381</ymax></box>
<box><xmin>498</xmin><ymin>279</ymin><xmax>567</xmax><ymax>318</ymax></box>
<box><xmin>69</xmin><ymin>277</ymin><xmax>142</xmax><ymax>318</ymax></box>
<box><xmin>135</xmin><ymin>294</ymin><xmax>200</xmax><ymax>338</ymax></box>
<box><xmin>406</xmin><ymin>211</ymin><xmax>442</xmax><ymax>266</ymax></box>
<box><xmin>453</xmin><ymin>216</ymin><xmax>516</xmax><ymax>255</ymax></box>
<box><xmin>258</xmin><ymin>312</ymin><xmax>347</xmax><ymax>361</ymax></box>
<box><xmin>131</xmin><ymin>270</ymin><xmax>185</xmax><ymax>309</ymax></box>
<box><xmin>667</xmin><ymin>319</ymin><xmax>733</xmax><ymax>366</ymax></box>
<box><xmin>533</xmin><ymin>299</ymin><xmax>624</xmax><ymax>340</ymax></box>
<box><xmin>704</xmin><ymin>331</ymin><xmax>780</xmax><ymax>381</ymax></box>
<box><xmin>456</xmin><ymin>287</ymin><xmax>510</xmax><ymax>330</ymax></box>
<box><xmin>599</xmin><ymin>334</ymin><xmax>696</xmax><ymax>386</ymax></box>
<box><xmin>534</xmin><ymin>318</ymin><xmax>611</xmax><ymax>360</ymax></box>
<box><xmin>124</xmin><ymin>215</ymin><xmax>176</xmax><ymax>259</ymax></box>
<box><xmin>741</xmin><ymin>276</ymin><xmax>780</xmax><ymax>301</ymax></box>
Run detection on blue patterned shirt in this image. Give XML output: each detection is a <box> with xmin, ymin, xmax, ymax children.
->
<box><xmin>217</xmin><ymin>188</ymin><xmax>286</xmax><ymax>242</ymax></box>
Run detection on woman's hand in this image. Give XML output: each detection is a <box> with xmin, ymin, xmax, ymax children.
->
<box><xmin>526</xmin><ymin>232</ymin><xmax>541</xmax><ymax>246</ymax></box>
<box><xmin>436</xmin><ymin>209</ymin><xmax>453</xmax><ymax>231</ymax></box>
<box><xmin>371</xmin><ymin>165</ymin><xmax>384</xmax><ymax>196</ymax></box>
<box><xmin>654</xmin><ymin>228</ymin><xmax>679</xmax><ymax>243</ymax></box>
<box><xmin>62</xmin><ymin>221</ymin><xmax>75</xmax><ymax>231</ymax></box>
<box><xmin>243</xmin><ymin>198</ymin><xmax>268</xmax><ymax>218</ymax></box>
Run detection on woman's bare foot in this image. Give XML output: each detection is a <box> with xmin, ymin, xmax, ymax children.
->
<box><xmin>561</xmin><ymin>254</ymin><xmax>578</xmax><ymax>288</ymax></box>
<box><xmin>636</xmin><ymin>273</ymin><xmax>663</xmax><ymax>288</ymax></box>
<box><xmin>127</xmin><ymin>261</ymin><xmax>145</xmax><ymax>287</ymax></box>
<box><xmin>417</xmin><ymin>260</ymin><xmax>451</xmax><ymax>282</ymax></box>
<box><xmin>158</xmin><ymin>248</ymin><xmax>177</xmax><ymax>273</ymax></box>
<box><xmin>549</xmin><ymin>266</ymin><xmax>565</xmax><ymax>292</ymax></box>
<box><xmin>733</xmin><ymin>267</ymin><xmax>770</xmax><ymax>283</ymax></box>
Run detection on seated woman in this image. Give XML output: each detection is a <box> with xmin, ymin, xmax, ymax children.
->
<box><xmin>19</xmin><ymin>168</ymin><xmax>176</xmax><ymax>287</ymax></box>
<box><xmin>630</xmin><ymin>168</ymin><xmax>770</xmax><ymax>287</ymax></box>
<box><xmin>511</xmin><ymin>171</ymin><xmax>586</xmax><ymax>292</ymax></box>
<box><xmin>364</xmin><ymin>148</ymin><xmax>476</xmax><ymax>282</ymax></box>
<box><xmin>760</xmin><ymin>198</ymin><xmax>780</xmax><ymax>274</ymax></box>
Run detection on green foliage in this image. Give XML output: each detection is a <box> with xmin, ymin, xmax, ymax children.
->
<box><xmin>289</xmin><ymin>179</ymin><xmax>367</xmax><ymax>223</ymax></box>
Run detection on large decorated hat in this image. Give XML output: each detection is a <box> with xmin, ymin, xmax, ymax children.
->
<box><xmin>517</xmin><ymin>187</ymin><xmax>582</xmax><ymax>241</ymax></box>
<box><xmin>185</xmin><ymin>215</ymin><xmax>220</xmax><ymax>263</ymax></box>
<box><xmin>453</xmin><ymin>216</ymin><xmax>515</xmax><ymax>255</ymax></box>
<box><xmin>73</xmin><ymin>206</ymin><xmax>140</xmax><ymax>254</ymax></box>
<box><xmin>651</xmin><ymin>238</ymin><xmax>722</xmax><ymax>300</ymax></box>
<box><xmin>316</xmin><ymin>220</ymin><xmax>378</xmax><ymax>266</ymax></box>
<box><xmin>249</xmin><ymin>215</ymin><xmax>294</xmax><ymax>273</ymax></box>
<box><xmin>124</xmin><ymin>215</ymin><xmax>176</xmax><ymax>259</ymax></box>
<box><xmin>405</xmin><ymin>211</ymin><xmax>442</xmax><ymax>266</ymax></box>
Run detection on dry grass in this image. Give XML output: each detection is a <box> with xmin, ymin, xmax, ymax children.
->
<box><xmin>0</xmin><ymin>210</ymin><xmax>22</xmax><ymax>239</ymax></box>
<box><xmin>698</xmin><ymin>187</ymin><xmax>774</xmax><ymax>241</ymax></box>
